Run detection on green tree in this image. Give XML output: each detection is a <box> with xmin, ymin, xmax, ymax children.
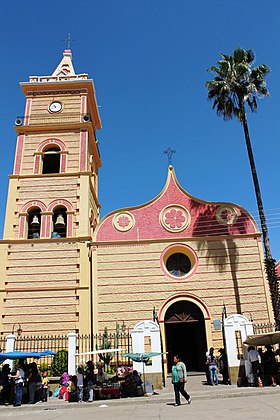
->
<box><xmin>51</xmin><ymin>349</ymin><xmax>68</xmax><ymax>376</ymax></box>
<box><xmin>206</xmin><ymin>48</ymin><xmax>280</xmax><ymax>326</ymax></box>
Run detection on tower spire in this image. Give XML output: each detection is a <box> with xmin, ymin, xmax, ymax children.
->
<box><xmin>52</xmin><ymin>48</ymin><xmax>75</xmax><ymax>77</ymax></box>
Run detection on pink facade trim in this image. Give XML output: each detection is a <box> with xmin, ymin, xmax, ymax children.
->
<box><xmin>21</xmin><ymin>200</ymin><xmax>47</xmax><ymax>213</ymax></box>
<box><xmin>67</xmin><ymin>213</ymin><xmax>73</xmax><ymax>237</ymax></box>
<box><xmin>79</xmin><ymin>131</ymin><xmax>87</xmax><ymax>171</ymax></box>
<box><xmin>61</xmin><ymin>153</ymin><xmax>66</xmax><ymax>173</ymax></box>
<box><xmin>35</xmin><ymin>138</ymin><xmax>67</xmax><ymax>174</ymax></box>
<box><xmin>19</xmin><ymin>214</ymin><xmax>27</xmax><ymax>239</ymax></box>
<box><xmin>45</xmin><ymin>215</ymin><xmax>52</xmax><ymax>238</ymax></box>
<box><xmin>34</xmin><ymin>155</ymin><xmax>40</xmax><ymax>174</ymax></box>
<box><xmin>96</xmin><ymin>168</ymin><xmax>258</xmax><ymax>242</ymax></box>
<box><xmin>40</xmin><ymin>214</ymin><xmax>47</xmax><ymax>238</ymax></box>
<box><xmin>47</xmin><ymin>199</ymin><xmax>73</xmax><ymax>212</ymax></box>
<box><xmin>157</xmin><ymin>293</ymin><xmax>211</xmax><ymax>322</ymax></box>
<box><xmin>276</xmin><ymin>261</ymin><xmax>280</xmax><ymax>278</ymax></box>
<box><xmin>159</xmin><ymin>243</ymin><xmax>198</xmax><ymax>280</ymax></box>
<box><xmin>14</xmin><ymin>134</ymin><xmax>25</xmax><ymax>175</ymax></box>
<box><xmin>37</xmin><ymin>138</ymin><xmax>66</xmax><ymax>153</ymax></box>
<box><xmin>24</xmin><ymin>98</ymin><xmax>31</xmax><ymax>125</ymax></box>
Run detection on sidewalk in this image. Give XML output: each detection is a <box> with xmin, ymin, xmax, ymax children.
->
<box><xmin>1</xmin><ymin>373</ymin><xmax>280</xmax><ymax>412</ymax></box>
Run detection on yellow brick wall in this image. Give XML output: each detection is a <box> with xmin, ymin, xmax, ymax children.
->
<box><xmin>28</xmin><ymin>95</ymin><xmax>82</xmax><ymax>126</ymax></box>
<box><xmin>1</xmin><ymin>241</ymin><xmax>84</xmax><ymax>335</ymax></box>
<box><xmin>21</xmin><ymin>131</ymin><xmax>81</xmax><ymax>176</ymax></box>
<box><xmin>96</xmin><ymin>237</ymin><xmax>272</xmax><ymax>335</ymax></box>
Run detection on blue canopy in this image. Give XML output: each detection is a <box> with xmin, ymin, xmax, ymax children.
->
<box><xmin>0</xmin><ymin>350</ymin><xmax>56</xmax><ymax>362</ymax></box>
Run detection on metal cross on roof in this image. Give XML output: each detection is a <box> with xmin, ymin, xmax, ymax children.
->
<box><xmin>163</xmin><ymin>147</ymin><xmax>176</xmax><ymax>165</ymax></box>
<box><xmin>64</xmin><ymin>33</ymin><xmax>74</xmax><ymax>50</ymax></box>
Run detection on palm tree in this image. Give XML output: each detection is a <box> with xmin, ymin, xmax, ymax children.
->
<box><xmin>206</xmin><ymin>48</ymin><xmax>280</xmax><ymax>327</ymax></box>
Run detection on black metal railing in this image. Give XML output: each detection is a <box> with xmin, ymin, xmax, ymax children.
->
<box><xmin>0</xmin><ymin>336</ymin><xmax>7</xmax><ymax>353</ymax></box>
<box><xmin>9</xmin><ymin>332</ymin><xmax>132</xmax><ymax>375</ymax></box>
<box><xmin>76</xmin><ymin>333</ymin><xmax>132</xmax><ymax>369</ymax></box>
<box><xmin>253</xmin><ymin>322</ymin><xmax>277</xmax><ymax>334</ymax></box>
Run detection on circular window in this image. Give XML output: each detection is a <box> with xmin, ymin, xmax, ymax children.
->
<box><xmin>160</xmin><ymin>244</ymin><xmax>198</xmax><ymax>280</ymax></box>
<box><xmin>166</xmin><ymin>253</ymin><xmax>192</xmax><ymax>277</ymax></box>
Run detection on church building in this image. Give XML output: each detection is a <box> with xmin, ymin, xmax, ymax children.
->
<box><xmin>0</xmin><ymin>51</ymin><xmax>274</xmax><ymax>375</ymax></box>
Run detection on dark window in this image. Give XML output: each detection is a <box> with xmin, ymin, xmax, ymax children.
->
<box><xmin>42</xmin><ymin>147</ymin><xmax>60</xmax><ymax>174</ymax></box>
<box><xmin>27</xmin><ymin>209</ymin><xmax>41</xmax><ymax>239</ymax></box>
<box><xmin>166</xmin><ymin>253</ymin><xmax>191</xmax><ymax>277</ymax></box>
<box><xmin>52</xmin><ymin>208</ymin><xmax>67</xmax><ymax>238</ymax></box>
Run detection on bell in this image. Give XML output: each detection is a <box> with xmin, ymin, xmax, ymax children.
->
<box><xmin>31</xmin><ymin>215</ymin><xmax>40</xmax><ymax>225</ymax></box>
<box><xmin>55</xmin><ymin>213</ymin><xmax>65</xmax><ymax>227</ymax></box>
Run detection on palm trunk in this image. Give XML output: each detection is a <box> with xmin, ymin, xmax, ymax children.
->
<box><xmin>241</xmin><ymin>112</ymin><xmax>271</xmax><ymax>259</ymax></box>
<box><xmin>240</xmin><ymin>104</ymin><xmax>280</xmax><ymax>327</ymax></box>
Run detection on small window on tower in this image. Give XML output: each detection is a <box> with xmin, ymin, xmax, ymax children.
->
<box><xmin>42</xmin><ymin>147</ymin><xmax>61</xmax><ymax>174</ymax></box>
<box><xmin>27</xmin><ymin>209</ymin><xmax>41</xmax><ymax>239</ymax></box>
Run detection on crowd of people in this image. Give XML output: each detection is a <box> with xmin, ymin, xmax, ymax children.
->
<box><xmin>203</xmin><ymin>345</ymin><xmax>280</xmax><ymax>388</ymax></box>
<box><xmin>247</xmin><ymin>344</ymin><xmax>279</xmax><ymax>387</ymax></box>
<box><xmin>57</xmin><ymin>361</ymin><xmax>108</xmax><ymax>402</ymax></box>
<box><xmin>204</xmin><ymin>347</ymin><xmax>230</xmax><ymax>386</ymax></box>
<box><xmin>1</xmin><ymin>345</ymin><xmax>280</xmax><ymax>407</ymax></box>
<box><xmin>56</xmin><ymin>361</ymin><xmax>143</xmax><ymax>402</ymax></box>
<box><xmin>0</xmin><ymin>361</ymin><xmax>49</xmax><ymax>407</ymax></box>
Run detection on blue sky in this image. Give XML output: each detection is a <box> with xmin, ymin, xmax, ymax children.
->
<box><xmin>0</xmin><ymin>0</ymin><xmax>279</xmax><ymax>259</ymax></box>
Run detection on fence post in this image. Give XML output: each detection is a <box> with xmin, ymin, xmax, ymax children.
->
<box><xmin>68</xmin><ymin>332</ymin><xmax>77</xmax><ymax>375</ymax></box>
<box><xmin>5</xmin><ymin>334</ymin><xmax>16</xmax><ymax>368</ymax></box>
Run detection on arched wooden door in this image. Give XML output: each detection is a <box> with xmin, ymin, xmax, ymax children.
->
<box><xmin>164</xmin><ymin>300</ymin><xmax>207</xmax><ymax>372</ymax></box>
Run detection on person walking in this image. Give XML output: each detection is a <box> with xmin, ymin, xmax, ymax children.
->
<box><xmin>207</xmin><ymin>348</ymin><xmax>219</xmax><ymax>385</ymax></box>
<box><xmin>172</xmin><ymin>355</ymin><xmax>191</xmax><ymax>406</ymax></box>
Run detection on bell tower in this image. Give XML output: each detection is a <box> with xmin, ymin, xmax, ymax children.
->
<box><xmin>0</xmin><ymin>50</ymin><xmax>102</xmax><ymax>335</ymax></box>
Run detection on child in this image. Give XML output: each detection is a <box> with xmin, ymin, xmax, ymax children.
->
<box><xmin>42</xmin><ymin>371</ymin><xmax>49</xmax><ymax>402</ymax></box>
<box><xmin>77</xmin><ymin>368</ymin><xmax>84</xmax><ymax>402</ymax></box>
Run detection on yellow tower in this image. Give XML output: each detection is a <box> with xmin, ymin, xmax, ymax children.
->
<box><xmin>0</xmin><ymin>50</ymin><xmax>101</xmax><ymax>336</ymax></box>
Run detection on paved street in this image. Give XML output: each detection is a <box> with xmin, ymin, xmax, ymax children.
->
<box><xmin>1</xmin><ymin>374</ymin><xmax>280</xmax><ymax>420</ymax></box>
<box><xmin>0</xmin><ymin>394</ymin><xmax>280</xmax><ymax>420</ymax></box>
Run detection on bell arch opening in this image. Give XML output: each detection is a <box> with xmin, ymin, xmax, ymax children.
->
<box><xmin>164</xmin><ymin>300</ymin><xmax>207</xmax><ymax>372</ymax></box>
<box><xmin>52</xmin><ymin>207</ymin><xmax>67</xmax><ymax>238</ymax></box>
<box><xmin>42</xmin><ymin>146</ymin><xmax>61</xmax><ymax>174</ymax></box>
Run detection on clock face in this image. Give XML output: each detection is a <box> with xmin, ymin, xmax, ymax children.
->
<box><xmin>49</xmin><ymin>101</ymin><xmax>62</xmax><ymax>113</ymax></box>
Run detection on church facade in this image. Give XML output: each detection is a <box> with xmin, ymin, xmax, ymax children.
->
<box><xmin>0</xmin><ymin>51</ymin><xmax>274</xmax><ymax>374</ymax></box>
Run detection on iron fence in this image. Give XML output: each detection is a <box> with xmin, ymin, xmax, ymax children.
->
<box><xmin>0</xmin><ymin>336</ymin><xmax>6</xmax><ymax>353</ymax></box>
<box><xmin>76</xmin><ymin>333</ymin><xmax>132</xmax><ymax>370</ymax></box>
<box><xmin>7</xmin><ymin>332</ymin><xmax>132</xmax><ymax>374</ymax></box>
<box><xmin>253</xmin><ymin>323</ymin><xmax>277</xmax><ymax>334</ymax></box>
<box><xmin>14</xmin><ymin>335</ymin><xmax>68</xmax><ymax>374</ymax></box>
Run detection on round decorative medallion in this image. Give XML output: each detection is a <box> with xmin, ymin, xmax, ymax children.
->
<box><xmin>216</xmin><ymin>206</ymin><xmax>238</xmax><ymax>225</ymax></box>
<box><xmin>160</xmin><ymin>205</ymin><xmax>190</xmax><ymax>233</ymax></box>
<box><xmin>113</xmin><ymin>212</ymin><xmax>135</xmax><ymax>232</ymax></box>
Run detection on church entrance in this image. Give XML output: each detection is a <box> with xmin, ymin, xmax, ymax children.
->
<box><xmin>164</xmin><ymin>300</ymin><xmax>207</xmax><ymax>372</ymax></box>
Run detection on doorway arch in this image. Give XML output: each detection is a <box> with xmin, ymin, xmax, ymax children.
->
<box><xmin>161</xmin><ymin>297</ymin><xmax>209</xmax><ymax>372</ymax></box>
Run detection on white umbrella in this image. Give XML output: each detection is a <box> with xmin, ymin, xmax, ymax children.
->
<box><xmin>243</xmin><ymin>331</ymin><xmax>280</xmax><ymax>346</ymax></box>
<box><xmin>75</xmin><ymin>348</ymin><xmax>125</xmax><ymax>356</ymax></box>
